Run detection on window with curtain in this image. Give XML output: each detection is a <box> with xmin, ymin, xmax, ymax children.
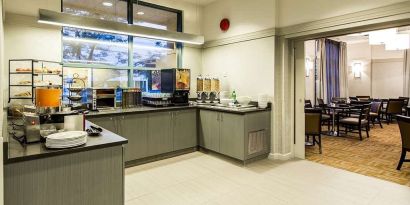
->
<box><xmin>61</xmin><ymin>0</ymin><xmax>182</xmax><ymax>87</ymax></box>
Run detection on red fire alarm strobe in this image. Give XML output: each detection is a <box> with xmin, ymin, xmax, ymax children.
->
<box><xmin>220</xmin><ymin>18</ymin><xmax>230</xmax><ymax>32</ymax></box>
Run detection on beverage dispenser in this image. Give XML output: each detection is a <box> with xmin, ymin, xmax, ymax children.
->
<box><xmin>161</xmin><ymin>68</ymin><xmax>190</xmax><ymax>106</ymax></box>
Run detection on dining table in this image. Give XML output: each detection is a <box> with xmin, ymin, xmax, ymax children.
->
<box><xmin>325</xmin><ymin>104</ymin><xmax>354</xmax><ymax>136</ymax></box>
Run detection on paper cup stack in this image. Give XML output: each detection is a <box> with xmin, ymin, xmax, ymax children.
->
<box><xmin>258</xmin><ymin>94</ymin><xmax>269</xmax><ymax>109</ymax></box>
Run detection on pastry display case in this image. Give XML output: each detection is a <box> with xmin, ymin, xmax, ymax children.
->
<box><xmin>8</xmin><ymin>59</ymin><xmax>63</xmax><ymax>104</ymax></box>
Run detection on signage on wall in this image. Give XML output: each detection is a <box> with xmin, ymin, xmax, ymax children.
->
<box><xmin>220</xmin><ymin>18</ymin><xmax>230</xmax><ymax>32</ymax></box>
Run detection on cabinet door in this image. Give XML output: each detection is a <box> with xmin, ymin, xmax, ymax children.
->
<box><xmin>147</xmin><ymin>112</ymin><xmax>173</xmax><ymax>156</ymax></box>
<box><xmin>173</xmin><ymin>110</ymin><xmax>197</xmax><ymax>150</ymax></box>
<box><xmin>118</xmin><ymin>114</ymin><xmax>148</xmax><ymax>161</ymax></box>
<box><xmin>87</xmin><ymin>116</ymin><xmax>117</xmax><ymax>133</ymax></box>
<box><xmin>220</xmin><ymin>113</ymin><xmax>245</xmax><ymax>160</ymax></box>
<box><xmin>199</xmin><ymin>110</ymin><xmax>220</xmax><ymax>152</ymax></box>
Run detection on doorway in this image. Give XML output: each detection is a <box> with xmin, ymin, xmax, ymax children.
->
<box><xmin>298</xmin><ymin>26</ymin><xmax>410</xmax><ymax>186</ymax></box>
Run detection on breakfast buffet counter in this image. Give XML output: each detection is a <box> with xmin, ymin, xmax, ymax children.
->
<box><xmin>86</xmin><ymin>103</ymin><xmax>271</xmax><ymax>117</ymax></box>
<box><xmin>4</xmin><ymin>121</ymin><xmax>127</xmax><ymax>205</ymax></box>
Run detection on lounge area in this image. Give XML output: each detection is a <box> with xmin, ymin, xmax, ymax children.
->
<box><xmin>304</xmin><ymin>27</ymin><xmax>410</xmax><ymax>186</ymax></box>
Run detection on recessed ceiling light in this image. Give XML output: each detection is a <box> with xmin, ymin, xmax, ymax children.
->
<box><xmin>102</xmin><ymin>2</ymin><xmax>113</xmax><ymax>7</ymax></box>
<box><xmin>137</xmin><ymin>11</ymin><xmax>144</xmax><ymax>15</ymax></box>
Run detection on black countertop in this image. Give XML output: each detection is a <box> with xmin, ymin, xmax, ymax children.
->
<box><xmin>86</xmin><ymin>104</ymin><xmax>271</xmax><ymax>117</ymax></box>
<box><xmin>86</xmin><ymin>105</ymin><xmax>198</xmax><ymax>117</ymax></box>
<box><xmin>5</xmin><ymin>121</ymin><xmax>128</xmax><ymax>164</ymax></box>
<box><xmin>4</xmin><ymin>104</ymin><xmax>270</xmax><ymax>164</ymax></box>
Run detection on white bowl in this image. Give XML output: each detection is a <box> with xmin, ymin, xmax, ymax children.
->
<box><xmin>220</xmin><ymin>98</ymin><xmax>234</xmax><ymax>106</ymax></box>
<box><xmin>237</xmin><ymin>96</ymin><xmax>251</xmax><ymax>106</ymax></box>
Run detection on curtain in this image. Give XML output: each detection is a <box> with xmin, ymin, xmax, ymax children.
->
<box><xmin>325</xmin><ymin>39</ymin><xmax>340</xmax><ymax>103</ymax></box>
<box><xmin>315</xmin><ymin>39</ymin><xmax>328</xmax><ymax>104</ymax></box>
<box><xmin>339</xmin><ymin>42</ymin><xmax>348</xmax><ymax>98</ymax></box>
<box><xmin>404</xmin><ymin>49</ymin><xmax>410</xmax><ymax>97</ymax></box>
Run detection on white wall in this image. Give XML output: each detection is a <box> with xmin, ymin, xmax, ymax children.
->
<box><xmin>304</xmin><ymin>40</ymin><xmax>405</xmax><ymax>100</ymax></box>
<box><xmin>276</xmin><ymin>0</ymin><xmax>408</xmax><ymax>27</ymax></box>
<box><xmin>347</xmin><ymin>42</ymin><xmax>372</xmax><ymax>96</ymax></box>
<box><xmin>372</xmin><ymin>60</ymin><xmax>404</xmax><ymax>98</ymax></box>
<box><xmin>304</xmin><ymin>40</ymin><xmax>315</xmax><ymax>104</ymax></box>
<box><xmin>346</xmin><ymin>42</ymin><xmax>404</xmax><ymax>98</ymax></box>
<box><xmin>371</xmin><ymin>45</ymin><xmax>404</xmax><ymax>98</ymax></box>
<box><xmin>202</xmin><ymin>37</ymin><xmax>275</xmax><ymax>99</ymax></box>
<box><xmin>202</xmin><ymin>0</ymin><xmax>276</xmax><ymax>41</ymax></box>
<box><xmin>201</xmin><ymin>0</ymin><xmax>276</xmax><ymax>100</ymax></box>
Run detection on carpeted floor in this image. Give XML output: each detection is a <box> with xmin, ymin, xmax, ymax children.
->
<box><xmin>306</xmin><ymin>122</ymin><xmax>410</xmax><ymax>186</ymax></box>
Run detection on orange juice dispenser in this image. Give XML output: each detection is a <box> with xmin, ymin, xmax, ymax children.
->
<box><xmin>35</xmin><ymin>86</ymin><xmax>62</xmax><ymax>113</ymax></box>
<box><xmin>34</xmin><ymin>86</ymin><xmax>82</xmax><ymax>132</ymax></box>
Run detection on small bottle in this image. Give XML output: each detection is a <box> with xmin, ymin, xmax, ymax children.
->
<box><xmin>231</xmin><ymin>90</ymin><xmax>237</xmax><ymax>103</ymax></box>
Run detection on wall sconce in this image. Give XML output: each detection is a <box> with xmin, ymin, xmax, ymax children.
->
<box><xmin>305</xmin><ymin>57</ymin><xmax>313</xmax><ymax>77</ymax></box>
<box><xmin>352</xmin><ymin>62</ymin><xmax>363</xmax><ymax>78</ymax></box>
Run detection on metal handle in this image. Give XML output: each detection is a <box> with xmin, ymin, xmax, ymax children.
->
<box><xmin>217</xmin><ymin>113</ymin><xmax>220</xmax><ymax>121</ymax></box>
<box><xmin>221</xmin><ymin>113</ymin><xmax>223</xmax><ymax>122</ymax></box>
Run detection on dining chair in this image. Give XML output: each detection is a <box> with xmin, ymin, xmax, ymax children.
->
<box><xmin>305</xmin><ymin>99</ymin><xmax>313</xmax><ymax>108</ymax></box>
<box><xmin>332</xmin><ymin>97</ymin><xmax>347</xmax><ymax>104</ymax></box>
<box><xmin>396</xmin><ymin>115</ymin><xmax>410</xmax><ymax>170</ymax></box>
<box><xmin>369</xmin><ymin>102</ymin><xmax>383</xmax><ymax>128</ymax></box>
<box><xmin>315</xmin><ymin>98</ymin><xmax>331</xmax><ymax>130</ymax></box>
<box><xmin>382</xmin><ymin>99</ymin><xmax>405</xmax><ymax>124</ymax></box>
<box><xmin>317</xmin><ymin>98</ymin><xmax>325</xmax><ymax>107</ymax></box>
<box><xmin>305</xmin><ymin>108</ymin><xmax>323</xmax><ymax>154</ymax></box>
<box><xmin>337</xmin><ymin>105</ymin><xmax>370</xmax><ymax>140</ymax></box>
<box><xmin>399</xmin><ymin>97</ymin><xmax>409</xmax><ymax>115</ymax></box>
<box><xmin>356</xmin><ymin>96</ymin><xmax>370</xmax><ymax>101</ymax></box>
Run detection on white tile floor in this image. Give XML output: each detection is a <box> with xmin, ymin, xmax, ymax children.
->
<box><xmin>125</xmin><ymin>152</ymin><xmax>410</xmax><ymax>205</ymax></box>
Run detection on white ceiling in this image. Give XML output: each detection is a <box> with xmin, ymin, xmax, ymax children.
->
<box><xmin>179</xmin><ymin>0</ymin><xmax>218</xmax><ymax>6</ymax></box>
<box><xmin>330</xmin><ymin>35</ymin><xmax>369</xmax><ymax>44</ymax></box>
<box><xmin>330</xmin><ymin>26</ymin><xmax>410</xmax><ymax>44</ymax></box>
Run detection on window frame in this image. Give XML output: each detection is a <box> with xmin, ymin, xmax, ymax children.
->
<box><xmin>60</xmin><ymin>0</ymin><xmax>183</xmax><ymax>87</ymax></box>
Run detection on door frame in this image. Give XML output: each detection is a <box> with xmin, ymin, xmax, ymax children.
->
<box><xmin>273</xmin><ymin>1</ymin><xmax>410</xmax><ymax>159</ymax></box>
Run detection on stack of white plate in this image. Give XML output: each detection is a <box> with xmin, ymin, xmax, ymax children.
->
<box><xmin>45</xmin><ymin>131</ymin><xmax>87</xmax><ymax>149</ymax></box>
<box><xmin>258</xmin><ymin>94</ymin><xmax>269</xmax><ymax>109</ymax></box>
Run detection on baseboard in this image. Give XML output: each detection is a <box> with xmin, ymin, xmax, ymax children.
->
<box><xmin>268</xmin><ymin>152</ymin><xmax>293</xmax><ymax>160</ymax></box>
<box><xmin>125</xmin><ymin>147</ymin><xmax>197</xmax><ymax>168</ymax></box>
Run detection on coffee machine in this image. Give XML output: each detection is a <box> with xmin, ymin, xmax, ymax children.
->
<box><xmin>161</xmin><ymin>68</ymin><xmax>190</xmax><ymax>106</ymax></box>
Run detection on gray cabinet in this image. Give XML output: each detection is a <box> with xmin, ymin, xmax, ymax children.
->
<box><xmin>199</xmin><ymin>110</ymin><xmax>271</xmax><ymax>161</ymax></box>
<box><xmin>5</xmin><ymin>146</ymin><xmax>124</xmax><ymax>205</ymax></box>
<box><xmin>88</xmin><ymin>114</ymin><xmax>148</xmax><ymax>162</ymax></box>
<box><xmin>88</xmin><ymin>116</ymin><xmax>116</xmax><ymax>133</ymax></box>
<box><xmin>89</xmin><ymin>109</ymin><xmax>198</xmax><ymax>162</ymax></box>
<box><xmin>118</xmin><ymin>114</ymin><xmax>148</xmax><ymax>161</ymax></box>
<box><xmin>199</xmin><ymin>110</ymin><xmax>220</xmax><ymax>152</ymax></box>
<box><xmin>173</xmin><ymin>110</ymin><xmax>197</xmax><ymax>150</ymax></box>
<box><xmin>220</xmin><ymin>113</ymin><xmax>245</xmax><ymax>160</ymax></box>
<box><xmin>147</xmin><ymin>112</ymin><xmax>173</xmax><ymax>156</ymax></box>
